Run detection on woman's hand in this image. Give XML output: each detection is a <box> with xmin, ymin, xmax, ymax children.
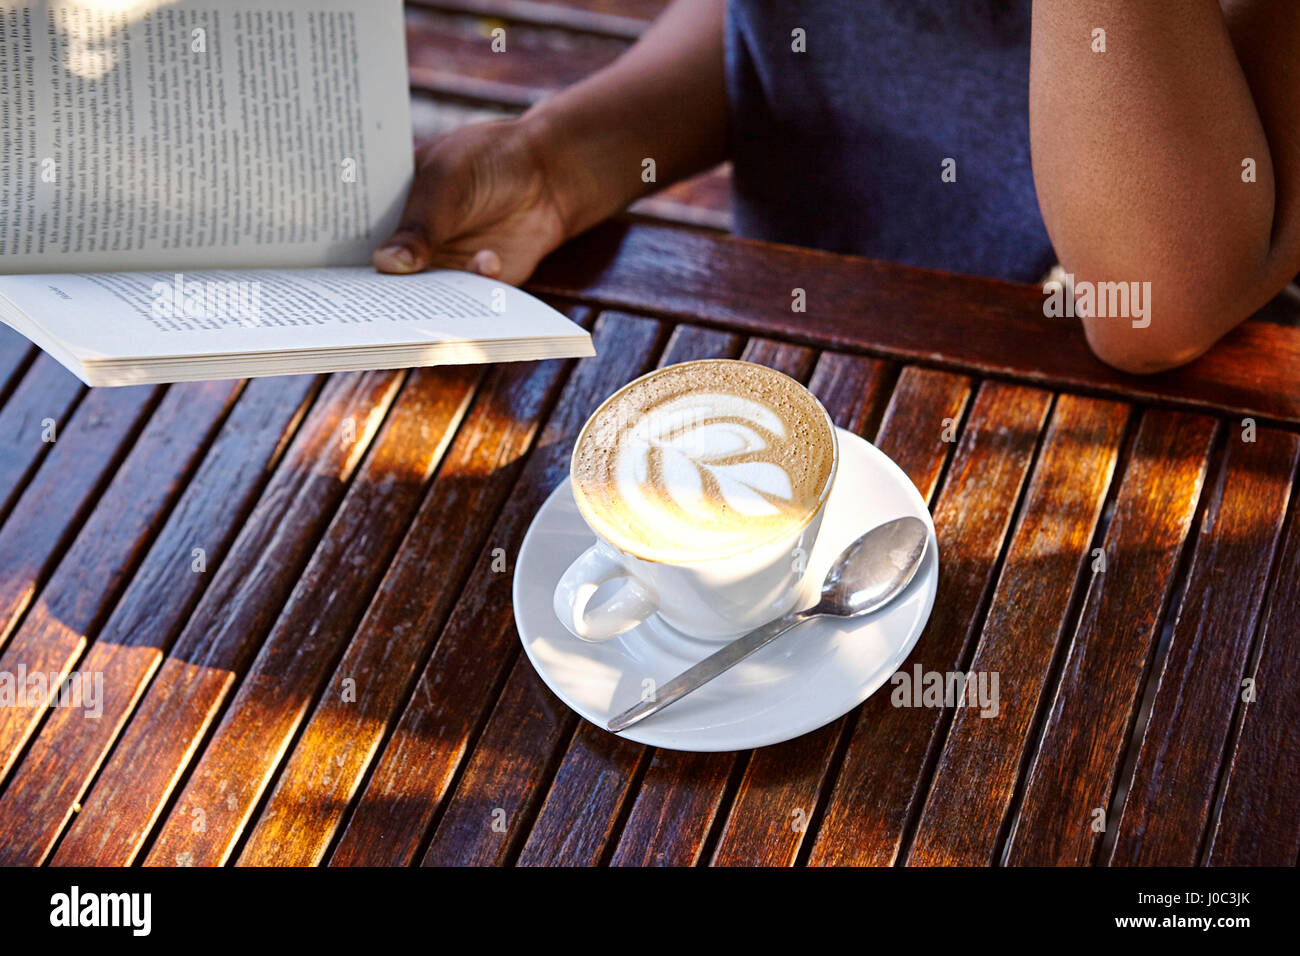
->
<box><xmin>374</xmin><ymin>0</ymin><xmax>727</xmax><ymax>287</ymax></box>
<box><xmin>373</xmin><ymin>117</ymin><xmax>570</xmax><ymax>285</ymax></box>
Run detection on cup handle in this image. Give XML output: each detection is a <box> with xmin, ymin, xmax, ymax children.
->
<box><xmin>553</xmin><ymin>543</ymin><xmax>658</xmax><ymax>642</ymax></box>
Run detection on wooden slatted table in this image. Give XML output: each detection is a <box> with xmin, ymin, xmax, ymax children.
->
<box><xmin>0</xmin><ymin>218</ymin><xmax>1297</xmax><ymax>867</ymax></box>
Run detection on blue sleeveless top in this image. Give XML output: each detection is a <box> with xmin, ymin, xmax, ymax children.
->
<box><xmin>725</xmin><ymin>0</ymin><xmax>1055</xmax><ymax>283</ymax></box>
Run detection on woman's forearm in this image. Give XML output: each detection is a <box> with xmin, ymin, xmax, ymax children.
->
<box><xmin>520</xmin><ymin>0</ymin><xmax>728</xmax><ymax>240</ymax></box>
<box><xmin>1030</xmin><ymin>0</ymin><xmax>1300</xmax><ymax>372</ymax></box>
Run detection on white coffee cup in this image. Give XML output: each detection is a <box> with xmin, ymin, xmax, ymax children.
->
<box><xmin>553</xmin><ymin>368</ymin><xmax>839</xmax><ymax>643</ymax></box>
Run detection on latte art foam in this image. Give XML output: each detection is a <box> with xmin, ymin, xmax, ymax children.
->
<box><xmin>572</xmin><ymin>360</ymin><xmax>836</xmax><ymax>563</ymax></box>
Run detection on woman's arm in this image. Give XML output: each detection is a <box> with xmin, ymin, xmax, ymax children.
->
<box><xmin>375</xmin><ymin>0</ymin><xmax>726</xmax><ymax>280</ymax></box>
<box><xmin>524</xmin><ymin>0</ymin><xmax>728</xmax><ymax>238</ymax></box>
<box><xmin>1029</xmin><ymin>0</ymin><xmax>1300</xmax><ymax>373</ymax></box>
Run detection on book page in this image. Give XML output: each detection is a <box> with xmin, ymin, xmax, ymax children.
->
<box><xmin>0</xmin><ymin>268</ymin><xmax>590</xmax><ymax>360</ymax></box>
<box><xmin>0</xmin><ymin>0</ymin><xmax>412</xmax><ymax>273</ymax></box>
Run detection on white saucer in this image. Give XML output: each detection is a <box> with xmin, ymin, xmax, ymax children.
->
<box><xmin>513</xmin><ymin>427</ymin><xmax>938</xmax><ymax>752</ymax></box>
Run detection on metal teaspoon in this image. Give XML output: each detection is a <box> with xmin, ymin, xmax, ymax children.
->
<box><xmin>607</xmin><ymin>515</ymin><xmax>930</xmax><ymax>733</ymax></box>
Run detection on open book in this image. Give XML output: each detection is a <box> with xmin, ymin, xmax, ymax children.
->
<box><xmin>0</xmin><ymin>0</ymin><xmax>593</xmax><ymax>386</ymax></box>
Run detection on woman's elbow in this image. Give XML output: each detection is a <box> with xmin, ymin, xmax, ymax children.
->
<box><xmin>1075</xmin><ymin>273</ymin><xmax>1268</xmax><ymax>375</ymax></box>
<box><xmin>1076</xmin><ymin>295</ymin><xmax>1227</xmax><ymax>377</ymax></box>
<box><xmin>1081</xmin><ymin>314</ymin><xmax>1215</xmax><ymax>375</ymax></box>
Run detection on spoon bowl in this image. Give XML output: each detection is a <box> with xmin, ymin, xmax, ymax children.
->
<box><xmin>813</xmin><ymin>515</ymin><xmax>929</xmax><ymax>618</ymax></box>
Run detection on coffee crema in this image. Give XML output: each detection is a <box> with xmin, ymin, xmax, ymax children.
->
<box><xmin>571</xmin><ymin>359</ymin><xmax>837</xmax><ymax>563</ymax></box>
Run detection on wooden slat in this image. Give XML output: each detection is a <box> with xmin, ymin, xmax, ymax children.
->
<box><xmin>0</xmin><ymin>355</ymin><xmax>82</xmax><ymax>523</ymax></box>
<box><xmin>406</xmin><ymin>7</ymin><xmax>626</xmax><ymax>107</ymax></box>
<box><xmin>604</xmin><ymin>340</ymin><xmax>816</xmax><ymax>867</ymax></box>
<box><xmin>710</xmin><ymin>365</ymin><xmax>972</xmax><ymax>867</ymax></box>
<box><xmin>734</xmin><ymin>339</ymin><xmax>816</xmax><ymax>381</ymax></box>
<box><xmin>49</xmin><ymin>370</ymin><xmax>404</xmax><ymax>866</ymax></box>
<box><xmin>420</xmin><ymin>655</ymin><xmax>577</xmax><ymax>866</ymax></box>
<box><xmin>528</xmin><ymin>221</ymin><xmax>1300</xmax><ymax>425</ymax></box>
<box><xmin>141</xmin><ymin>367</ymin><xmax>481</xmax><ymax>867</ymax></box>
<box><xmin>707</xmin><ymin>723</ymin><xmax>838</xmax><ymax>867</ymax></box>
<box><xmin>426</xmin><ymin>324</ymin><xmax>740</xmax><ymax>867</ymax></box>
<box><xmin>0</xmin><ymin>385</ymin><xmax>161</xmax><ymax>651</ymax></box>
<box><xmin>0</xmin><ymin>380</ymin><xmax>244</xmax><ymax>786</ymax></box>
<box><xmin>516</xmin><ymin>721</ymin><xmax>643</xmax><ymax>866</ymax></box>
<box><xmin>905</xmin><ymin>395</ymin><xmax>1129</xmax><ymax>865</ymax></box>
<box><xmin>1207</xmin><ymin>488</ymin><xmax>1300</xmax><ymax>864</ymax></box>
<box><xmin>328</xmin><ymin>312</ymin><xmax>665</xmax><ymax>866</ymax></box>
<box><xmin>0</xmin><ymin>375</ymin><xmax>320</xmax><ymax>866</ymax></box>
<box><xmin>801</xmin><ymin>352</ymin><xmax>894</xmax><ymax>440</ymax></box>
<box><xmin>236</xmin><ymin>319</ymin><xmax>591</xmax><ymax>868</ymax></box>
<box><xmin>0</xmin><ymin>325</ymin><xmax>33</xmax><ymax>402</ymax></box>
<box><xmin>629</xmin><ymin>167</ymin><xmax>733</xmax><ymax>233</ymax></box>
<box><xmin>807</xmin><ymin>381</ymin><xmax>1053</xmax><ymax>866</ymax></box>
<box><xmin>1003</xmin><ymin>409</ymin><xmax>1218</xmax><ymax>866</ymax></box>
<box><xmin>608</xmin><ymin>750</ymin><xmax>734</xmax><ymax>866</ymax></box>
<box><xmin>872</xmin><ymin>367</ymin><xmax>974</xmax><ymax>515</ymax></box>
<box><xmin>1109</xmin><ymin>428</ymin><xmax>1299</xmax><ymax>865</ymax></box>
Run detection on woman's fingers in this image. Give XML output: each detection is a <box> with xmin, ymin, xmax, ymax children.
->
<box><xmin>467</xmin><ymin>249</ymin><xmax>503</xmax><ymax>278</ymax></box>
<box><xmin>373</xmin><ymin>240</ymin><xmax>425</xmax><ymax>274</ymax></box>
<box><xmin>373</xmin><ymin>122</ymin><xmax>549</xmax><ymax>282</ymax></box>
<box><xmin>374</xmin><ymin>141</ymin><xmax>469</xmax><ymax>274</ymax></box>
<box><xmin>373</xmin><ymin>184</ymin><xmax>440</xmax><ymax>273</ymax></box>
<box><xmin>376</xmin><ymin>243</ymin><xmax>510</xmax><ymax>279</ymax></box>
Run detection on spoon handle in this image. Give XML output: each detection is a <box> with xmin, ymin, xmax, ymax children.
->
<box><xmin>606</xmin><ymin>607</ymin><xmax>819</xmax><ymax>733</ymax></box>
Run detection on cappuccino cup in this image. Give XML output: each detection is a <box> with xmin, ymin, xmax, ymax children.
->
<box><xmin>554</xmin><ymin>359</ymin><xmax>839</xmax><ymax>643</ymax></box>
